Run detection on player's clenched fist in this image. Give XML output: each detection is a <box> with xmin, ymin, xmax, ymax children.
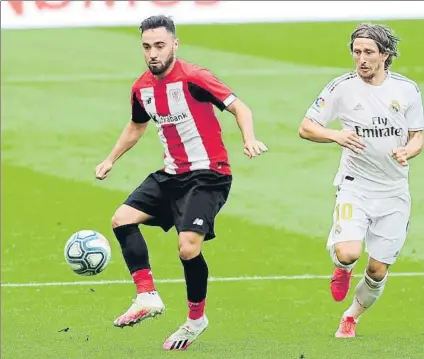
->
<box><xmin>392</xmin><ymin>147</ymin><xmax>408</xmax><ymax>167</ymax></box>
<box><xmin>334</xmin><ymin>131</ymin><xmax>366</xmax><ymax>154</ymax></box>
<box><xmin>244</xmin><ymin>139</ymin><xmax>268</xmax><ymax>158</ymax></box>
<box><xmin>95</xmin><ymin>159</ymin><xmax>113</xmax><ymax>180</ymax></box>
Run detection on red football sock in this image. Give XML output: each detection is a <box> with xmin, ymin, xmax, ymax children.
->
<box><xmin>132</xmin><ymin>269</ymin><xmax>155</xmax><ymax>294</ymax></box>
<box><xmin>188</xmin><ymin>299</ymin><xmax>206</xmax><ymax>320</ymax></box>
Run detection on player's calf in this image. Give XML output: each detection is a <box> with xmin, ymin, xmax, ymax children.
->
<box><xmin>176</xmin><ymin>231</ymin><xmax>209</xmax><ymax>346</ymax></box>
<box><xmin>178</xmin><ymin>232</ymin><xmax>209</xmax><ymax>320</ymax></box>
<box><xmin>329</xmin><ymin>242</ymin><xmax>361</xmax><ymax>301</ymax></box>
<box><xmin>339</xmin><ymin>258</ymin><xmax>389</xmax><ymax>335</ymax></box>
<box><xmin>163</xmin><ymin>256</ymin><xmax>208</xmax><ymax>349</ymax></box>
<box><xmin>112</xmin><ymin>207</ymin><xmax>166</xmax><ymax>328</ymax></box>
<box><xmin>342</xmin><ymin>269</ymin><xmax>388</xmax><ymax>320</ymax></box>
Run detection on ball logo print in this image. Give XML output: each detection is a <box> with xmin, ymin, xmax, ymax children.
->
<box><xmin>315</xmin><ymin>97</ymin><xmax>325</xmax><ymax>108</ymax></box>
<box><xmin>64</xmin><ymin>230</ymin><xmax>111</xmax><ymax>276</ymax></box>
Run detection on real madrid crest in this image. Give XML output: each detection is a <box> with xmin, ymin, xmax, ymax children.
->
<box><xmin>389</xmin><ymin>100</ymin><xmax>400</xmax><ymax>113</ymax></box>
<box><xmin>334</xmin><ymin>224</ymin><xmax>342</xmax><ymax>236</ymax></box>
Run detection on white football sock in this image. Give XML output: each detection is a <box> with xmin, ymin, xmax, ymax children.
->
<box><xmin>344</xmin><ymin>270</ymin><xmax>388</xmax><ymax>320</ymax></box>
<box><xmin>329</xmin><ymin>245</ymin><xmax>356</xmax><ymax>271</ymax></box>
<box><xmin>187</xmin><ymin>315</ymin><xmax>207</xmax><ymax>328</ymax></box>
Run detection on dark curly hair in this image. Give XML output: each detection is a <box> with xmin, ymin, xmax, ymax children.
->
<box><xmin>140</xmin><ymin>15</ymin><xmax>176</xmax><ymax>37</ymax></box>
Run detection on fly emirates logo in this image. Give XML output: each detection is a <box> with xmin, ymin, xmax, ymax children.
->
<box><xmin>355</xmin><ymin>117</ymin><xmax>403</xmax><ymax>138</ymax></box>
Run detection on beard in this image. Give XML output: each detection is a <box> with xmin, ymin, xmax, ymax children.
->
<box><xmin>358</xmin><ymin>62</ymin><xmax>382</xmax><ymax>81</ymax></box>
<box><xmin>148</xmin><ymin>52</ymin><xmax>175</xmax><ymax>75</ymax></box>
<box><xmin>359</xmin><ymin>71</ymin><xmax>375</xmax><ymax>81</ymax></box>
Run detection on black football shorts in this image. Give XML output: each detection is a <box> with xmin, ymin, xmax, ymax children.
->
<box><xmin>123</xmin><ymin>169</ymin><xmax>232</xmax><ymax>240</ymax></box>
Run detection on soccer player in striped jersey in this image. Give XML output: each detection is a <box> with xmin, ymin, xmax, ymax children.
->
<box><xmin>299</xmin><ymin>23</ymin><xmax>423</xmax><ymax>338</ymax></box>
<box><xmin>95</xmin><ymin>15</ymin><xmax>267</xmax><ymax>350</ymax></box>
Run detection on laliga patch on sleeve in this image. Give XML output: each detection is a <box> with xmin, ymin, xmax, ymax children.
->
<box><xmin>314</xmin><ymin>97</ymin><xmax>326</xmax><ymax>108</ymax></box>
<box><xmin>311</xmin><ymin>96</ymin><xmax>326</xmax><ymax>113</ymax></box>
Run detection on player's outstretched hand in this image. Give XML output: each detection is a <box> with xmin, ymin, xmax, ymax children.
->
<box><xmin>392</xmin><ymin>147</ymin><xmax>408</xmax><ymax>167</ymax></box>
<box><xmin>244</xmin><ymin>139</ymin><xmax>268</xmax><ymax>158</ymax></box>
<box><xmin>95</xmin><ymin>159</ymin><xmax>113</xmax><ymax>180</ymax></box>
<box><xmin>335</xmin><ymin>131</ymin><xmax>366</xmax><ymax>154</ymax></box>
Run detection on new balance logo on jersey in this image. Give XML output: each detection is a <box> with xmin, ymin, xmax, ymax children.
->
<box><xmin>150</xmin><ymin>112</ymin><xmax>189</xmax><ymax>124</ymax></box>
<box><xmin>193</xmin><ymin>218</ymin><xmax>204</xmax><ymax>226</ymax></box>
<box><xmin>355</xmin><ymin>117</ymin><xmax>403</xmax><ymax>138</ymax></box>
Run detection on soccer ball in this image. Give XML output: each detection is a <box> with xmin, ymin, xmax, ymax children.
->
<box><xmin>64</xmin><ymin>230</ymin><xmax>111</xmax><ymax>276</ymax></box>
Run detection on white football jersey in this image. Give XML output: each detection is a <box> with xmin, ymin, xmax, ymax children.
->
<box><xmin>305</xmin><ymin>71</ymin><xmax>424</xmax><ymax>198</ymax></box>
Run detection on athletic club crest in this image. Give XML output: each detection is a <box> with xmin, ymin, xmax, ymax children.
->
<box><xmin>170</xmin><ymin>89</ymin><xmax>182</xmax><ymax>103</ymax></box>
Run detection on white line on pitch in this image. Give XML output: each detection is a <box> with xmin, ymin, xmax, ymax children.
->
<box><xmin>2</xmin><ymin>272</ymin><xmax>424</xmax><ymax>288</ymax></box>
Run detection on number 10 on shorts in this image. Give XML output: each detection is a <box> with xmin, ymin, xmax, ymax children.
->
<box><xmin>335</xmin><ymin>203</ymin><xmax>353</xmax><ymax>222</ymax></box>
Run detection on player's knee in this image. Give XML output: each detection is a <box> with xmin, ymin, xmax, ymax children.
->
<box><xmin>178</xmin><ymin>232</ymin><xmax>203</xmax><ymax>260</ymax></box>
<box><xmin>367</xmin><ymin>260</ymin><xmax>389</xmax><ymax>282</ymax></box>
<box><xmin>111</xmin><ymin>211</ymin><xmax>126</xmax><ymax>229</ymax></box>
<box><xmin>335</xmin><ymin>242</ymin><xmax>362</xmax><ymax>264</ymax></box>
<box><xmin>111</xmin><ymin>205</ymin><xmax>147</xmax><ymax>228</ymax></box>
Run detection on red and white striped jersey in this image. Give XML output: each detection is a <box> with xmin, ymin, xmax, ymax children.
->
<box><xmin>131</xmin><ymin>59</ymin><xmax>237</xmax><ymax>175</ymax></box>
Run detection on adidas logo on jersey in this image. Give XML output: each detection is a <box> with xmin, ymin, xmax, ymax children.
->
<box><xmin>353</xmin><ymin>103</ymin><xmax>364</xmax><ymax>111</ymax></box>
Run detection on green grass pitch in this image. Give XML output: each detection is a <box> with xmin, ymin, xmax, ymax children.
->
<box><xmin>2</xmin><ymin>19</ymin><xmax>424</xmax><ymax>359</ymax></box>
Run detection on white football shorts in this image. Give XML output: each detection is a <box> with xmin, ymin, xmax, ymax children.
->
<box><xmin>326</xmin><ymin>189</ymin><xmax>411</xmax><ymax>265</ymax></box>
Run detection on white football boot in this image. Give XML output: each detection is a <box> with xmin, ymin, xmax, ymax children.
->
<box><xmin>113</xmin><ymin>291</ymin><xmax>165</xmax><ymax>328</ymax></box>
<box><xmin>163</xmin><ymin>315</ymin><xmax>209</xmax><ymax>350</ymax></box>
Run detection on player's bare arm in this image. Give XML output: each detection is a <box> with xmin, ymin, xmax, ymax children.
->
<box><xmin>95</xmin><ymin>121</ymin><xmax>148</xmax><ymax>180</ymax></box>
<box><xmin>299</xmin><ymin>117</ymin><xmax>366</xmax><ymax>154</ymax></box>
<box><xmin>406</xmin><ymin>130</ymin><xmax>424</xmax><ymax>159</ymax></box>
<box><xmin>226</xmin><ymin>98</ymin><xmax>268</xmax><ymax>158</ymax></box>
<box><xmin>392</xmin><ymin>130</ymin><xmax>423</xmax><ymax>166</ymax></box>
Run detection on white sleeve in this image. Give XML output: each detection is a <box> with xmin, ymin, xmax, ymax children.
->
<box><xmin>406</xmin><ymin>89</ymin><xmax>424</xmax><ymax>131</ymax></box>
<box><xmin>305</xmin><ymin>82</ymin><xmax>340</xmax><ymax>127</ymax></box>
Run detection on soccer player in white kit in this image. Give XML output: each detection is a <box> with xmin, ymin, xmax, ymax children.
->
<box><xmin>299</xmin><ymin>23</ymin><xmax>424</xmax><ymax>337</ymax></box>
